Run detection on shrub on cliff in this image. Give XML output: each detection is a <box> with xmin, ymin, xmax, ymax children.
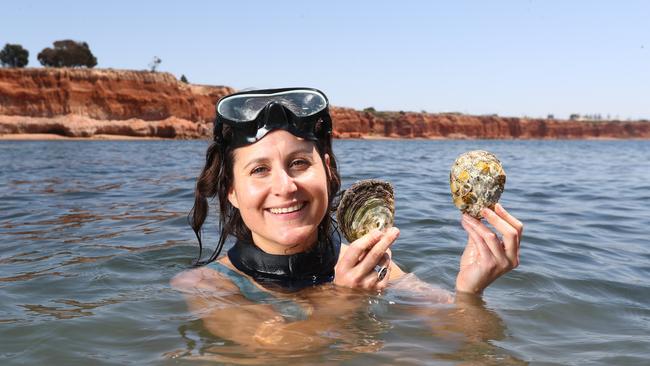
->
<box><xmin>0</xmin><ymin>44</ymin><xmax>29</xmax><ymax>68</ymax></box>
<box><xmin>149</xmin><ymin>56</ymin><xmax>161</xmax><ymax>72</ymax></box>
<box><xmin>37</xmin><ymin>40</ymin><xmax>97</xmax><ymax>68</ymax></box>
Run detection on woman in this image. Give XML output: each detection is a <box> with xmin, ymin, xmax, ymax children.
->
<box><xmin>172</xmin><ymin>88</ymin><xmax>523</xmax><ymax>350</ymax></box>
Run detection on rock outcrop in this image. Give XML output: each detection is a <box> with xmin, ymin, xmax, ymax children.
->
<box><xmin>331</xmin><ymin>109</ymin><xmax>650</xmax><ymax>139</ymax></box>
<box><xmin>1</xmin><ymin>68</ymin><xmax>648</xmax><ymax>139</ymax></box>
<box><xmin>0</xmin><ymin>68</ymin><xmax>233</xmax><ymax>138</ymax></box>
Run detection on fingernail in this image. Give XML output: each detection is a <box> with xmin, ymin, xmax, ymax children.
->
<box><xmin>483</xmin><ymin>206</ymin><xmax>497</xmax><ymax>217</ymax></box>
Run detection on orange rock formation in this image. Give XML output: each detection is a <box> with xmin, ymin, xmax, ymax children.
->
<box><xmin>331</xmin><ymin>109</ymin><xmax>650</xmax><ymax>139</ymax></box>
<box><xmin>1</xmin><ymin>68</ymin><xmax>648</xmax><ymax>139</ymax></box>
<box><xmin>0</xmin><ymin>68</ymin><xmax>233</xmax><ymax>138</ymax></box>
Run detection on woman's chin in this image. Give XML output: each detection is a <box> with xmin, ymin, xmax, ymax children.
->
<box><xmin>269</xmin><ymin>227</ymin><xmax>318</xmax><ymax>252</ymax></box>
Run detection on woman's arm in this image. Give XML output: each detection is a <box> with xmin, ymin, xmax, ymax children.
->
<box><xmin>171</xmin><ymin>266</ymin><xmax>364</xmax><ymax>352</ymax></box>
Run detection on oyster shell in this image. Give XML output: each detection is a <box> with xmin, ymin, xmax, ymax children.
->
<box><xmin>336</xmin><ymin>179</ymin><xmax>395</xmax><ymax>243</ymax></box>
<box><xmin>450</xmin><ymin>150</ymin><xmax>506</xmax><ymax>219</ymax></box>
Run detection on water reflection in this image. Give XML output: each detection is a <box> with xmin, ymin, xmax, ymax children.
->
<box><xmin>0</xmin><ymin>267</ymin><xmax>67</xmax><ymax>282</ymax></box>
<box><xmin>429</xmin><ymin>296</ymin><xmax>528</xmax><ymax>365</ymax></box>
<box><xmin>171</xmin><ymin>278</ymin><xmax>527</xmax><ymax>365</ymax></box>
<box><xmin>20</xmin><ymin>298</ymin><xmax>121</xmax><ymax>320</ymax></box>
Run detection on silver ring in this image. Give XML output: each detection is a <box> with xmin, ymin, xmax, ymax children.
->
<box><xmin>374</xmin><ymin>265</ymin><xmax>388</xmax><ymax>281</ymax></box>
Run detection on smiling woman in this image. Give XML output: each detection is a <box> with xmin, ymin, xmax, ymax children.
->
<box><xmin>171</xmin><ymin>87</ymin><xmax>524</xmax><ymax>351</ymax></box>
<box><xmin>227</xmin><ymin>131</ymin><xmax>330</xmax><ymax>255</ymax></box>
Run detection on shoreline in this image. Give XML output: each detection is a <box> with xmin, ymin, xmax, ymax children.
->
<box><xmin>0</xmin><ymin>133</ymin><xmax>172</xmax><ymax>141</ymax></box>
<box><xmin>1</xmin><ymin>133</ymin><xmax>648</xmax><ymax>141</ymax></box>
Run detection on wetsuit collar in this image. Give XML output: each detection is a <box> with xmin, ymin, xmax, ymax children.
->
<box><xmin>227</xmin><ymin>231</ymin><xmax>341</xmax><ymax>292</ymax></box>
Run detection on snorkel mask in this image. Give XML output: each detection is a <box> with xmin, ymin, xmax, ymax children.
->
<box><xmin>213</xmin><ymin>88</ymin><xmax>332</xmax><ymax>148</ymax></box>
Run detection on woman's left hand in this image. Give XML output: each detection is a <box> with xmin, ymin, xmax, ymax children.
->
<box><xmin>455</xmin><ymin>203</ymin><xmax>523</xmax><ymax>295</ymax></box>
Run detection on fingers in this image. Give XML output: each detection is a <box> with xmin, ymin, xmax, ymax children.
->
<box><xmin>463</xmin><ymin>214</ymin><xmax>515</xmax><ymax>271</ymax></box>
<box><xmin>337</xmin><ymin>229</ymin><xmax>383</xmax><ymax>270</ymax></box>
<box><xmin>461</xmin><ymin>217</ymin><xmax>495</xmax><ymax>262</ymax></box>
<box><xmin>495</xmin><ymin>203</ymin><xmax>524</xmax><ymax>236</ymax></box>
<box><xmin>482</xmin><ymin>206</ymin><xmax>522</xmax><ymax>268</ymax></box>
<box><xmin>457</xmin><ymin>206</ymin><xmax>523</xmax><ymax>295</ymax></box>
<box><xmin>361</xmin><ymin>252</ymin><xmax>391</xmax><ymax>290</ymax></box>
<box><xmin>333</xmin><ymin>227</ymin><xmax>398</xmax><ymax>290</ymax></box>
<box><xmin>354</xmin><ymin>227</ymin><xmax>399</xmax><ymax>276</ymax></box>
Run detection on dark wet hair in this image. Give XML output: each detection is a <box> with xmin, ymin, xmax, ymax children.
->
<box><xmin>189</xmin><ymin>121</ymin><xmax>341</xmax><ymax>266</ymax></box>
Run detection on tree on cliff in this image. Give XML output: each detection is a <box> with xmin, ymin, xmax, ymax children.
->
<box><xmin>180</xmin><ymin>74</ymin><xmax>189</xmax><ymax>83</ymax></box>
<box><xmin>149</xmin><ymin>56</ymin><xmax>161</xmax><ymax>72</ymax></box>
<box><xmin>0</xmin><ymin>44</ymin><xmax>29</xmax><ymax>68</ymax></box>
<box><xmin>37</xmin><ymin>40</ymin><xmax>97</xmax><ymax>68</ymax></box>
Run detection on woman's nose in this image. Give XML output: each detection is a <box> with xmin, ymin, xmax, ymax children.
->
<box><xmin>271</xmin><ymin>168</ymin><xmax>298</xmax><ymax>195</ymax></box>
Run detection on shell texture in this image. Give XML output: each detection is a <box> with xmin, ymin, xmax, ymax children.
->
<box><xmin>336</xmin><ymin>179</ymin><xmax>395</xmax><ymax>243</ymax></box>
<box><xmin>450</xmin><ymin>150</ymin><xmax>506</xmax><ymax>218</ymax></box>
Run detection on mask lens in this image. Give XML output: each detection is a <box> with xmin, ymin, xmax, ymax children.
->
<box><xmin>218</xmin><ymin>90</ymin><xmax>327</xmax><ymax>122</ymax></box>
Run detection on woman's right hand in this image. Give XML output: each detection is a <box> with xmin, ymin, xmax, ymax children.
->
<box><xmin>333</xmin><ymin>227</ymin><xmax>400</xmax><ymax>290</ymax></box>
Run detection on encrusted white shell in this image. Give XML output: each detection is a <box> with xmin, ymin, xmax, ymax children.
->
<box><xmin>450</xmin><ymin>150</ymin><xmax>506</xmax><ymax>218</ymax></box>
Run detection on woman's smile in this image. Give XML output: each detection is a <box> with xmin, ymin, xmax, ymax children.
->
<box><xmin>267</xmin><ymin>201</ymin><xmax>307</xmax><ymax>215</ymax></box>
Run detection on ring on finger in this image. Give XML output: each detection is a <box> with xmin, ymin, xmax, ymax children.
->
<box><xmin>374</xmin><ymin>265</ymin><xmax>388</xmax><ymax>281</ymax></box>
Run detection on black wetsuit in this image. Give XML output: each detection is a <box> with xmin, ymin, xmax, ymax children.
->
<box><xmin>227</xmin><ymin>231</ymin><xmax>341</xmax><ymax>292</ymax></box>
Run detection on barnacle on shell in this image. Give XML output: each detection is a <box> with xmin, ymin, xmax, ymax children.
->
<box><xmin>336</xmin><ymin>179</ymin><xmax>395</xmax><ymax>243</ymax></box>
<box><xmin>450</xmin><ymin>150</ymin><xmax>506</xmax><ymax>219</ymax></box>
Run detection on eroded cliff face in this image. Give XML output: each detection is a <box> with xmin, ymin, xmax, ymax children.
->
<box><xmin>0</xmin><ymin>68</ymin><xmax>233</xmax><ymax>138</ymax></box>
<box><xmin>1</xmin><ymin>68</ymin><xmax>648</xmax><ymax>139</ymax></box>
<box><xmin>331</xmin><ymin>109</ymin><xmax>650</xmax><ymax>139</ymax></box>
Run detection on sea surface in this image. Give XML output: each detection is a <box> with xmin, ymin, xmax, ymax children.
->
<box><xmin>1</xmin><ymin>139</ymin><xmax>649</xmax><ymax>365</ymax></box>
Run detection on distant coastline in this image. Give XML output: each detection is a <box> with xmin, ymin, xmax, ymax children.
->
<box><xmin>1</xmin><ymin>134</ymin><xmax>643</xmax><ymax>141</ymax></box>
<box><xmin>0</xmin><ymin>133</ymin><xmax>168</xmax><ymax>140</ymax></box>
<box><xmin>1</xmin><ymin>68</ymin><xmax>649</xmax><ymax>140</ymax></box>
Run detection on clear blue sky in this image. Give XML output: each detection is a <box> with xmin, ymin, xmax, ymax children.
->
<box><xmin>3</xmin><ymin>0</ymin><xmax>649</xmax><ymax>119</ymax></box>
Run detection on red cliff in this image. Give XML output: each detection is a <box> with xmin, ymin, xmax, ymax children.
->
<box><xmin>331</xmin><ymin>109</ymin><xmax>650</xmax><ymax>139</ymax></box>
<box><xmin>0</xmin><ymin>68</ymin><xmax>233</xmax><ymax>138</ymax></box>
<box><xmin>1</xmin><ymin>68</ymin><xmax>648</xmax><ymax>139</ymax></box>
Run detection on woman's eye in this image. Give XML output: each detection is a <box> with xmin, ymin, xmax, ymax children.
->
<box><xmin>251</xmin><ymin>166</ymin><xmax>269</xmax><ymax>175</ymax></box>
<box><xmin>290</xmin><ymin>159</ymin><xmax>310</xmax><ymax>169</ymax></box>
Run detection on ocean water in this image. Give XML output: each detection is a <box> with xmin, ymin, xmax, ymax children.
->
<box><xmin>1</xmin><ymin>139</ymin><xmax>649</xmax><ymax>365</ymax></box>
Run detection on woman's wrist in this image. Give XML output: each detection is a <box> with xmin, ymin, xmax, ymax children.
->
<box><xmin>454</xmin><ymin>289</ymin><xmax>484</xmax><ymax>305</ymax></box>
<box><xmin>455</xmin><ymin>279</ymin><xmax>484</xmax><ymax>297</ymax></box>
<box><xmin>455</xmin><ymin>271</ymin><xmax>492</xmax><ymax>296</ymax></box>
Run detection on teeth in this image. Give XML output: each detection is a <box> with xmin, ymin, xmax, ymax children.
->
<box><xmin>269</xmin><ymin>203</ymin><xmax>304</xmax><ymax>214</ymax></box>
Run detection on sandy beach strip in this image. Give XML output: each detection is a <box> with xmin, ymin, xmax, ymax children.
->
<box><xmin>0</xmin><ymin>133</ymin><xmax>175</xmax><ymax>141</ymax></box>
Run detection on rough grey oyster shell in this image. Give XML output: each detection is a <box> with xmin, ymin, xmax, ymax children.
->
<box><xmin>450</xmin><ymin>150</ymin><xmax>506</xmax><ymax>219</ymax></box>
<box><xmin>336</xmin><ymin>179</ymin><xmax>395</xmax><ymax>243</ymax></box>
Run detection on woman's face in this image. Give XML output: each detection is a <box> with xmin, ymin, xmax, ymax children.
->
<box><xmin>227</xmin><ymin>130</ymin><xmax>330</xmax><ymax>255</ymax></box>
